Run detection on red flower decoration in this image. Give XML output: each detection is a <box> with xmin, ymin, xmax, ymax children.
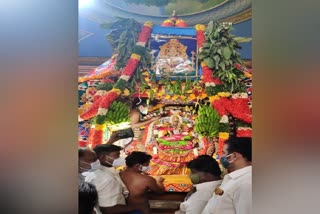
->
<box><xmin>218</xmin><ymin>137</ymin><xmax>226</xmax><ymax>156</ymax></box>
<box><xmin>226</xmin><ymin>98</ymin><xmax>252</xmax><ymax>124</ymax></box>
<box><xmin>87</xmin><ymin>128</ymin><xmax>95</xmax><ymax>145</ymax></box>
<box><xmin>196</xmin><ymin>30</ymin><xmax>205</xmax><ymax>48</ymax></box>
<box><xmin>122</xmin><ymin>58</ymin><xmax>139</xmax><ymax>76</ymax></box>
<box><xmin>80</xmin><ymin>22</ymin><xmax>152</xmax><ymax>122</ymax></box>
<box><xmin>99</xmin><ymin>90</ymin><xmax>120</xmax><ymax>109</ymax></box>
<box><xmin>212</xmin><ymin>98</ymin><xmax>229</xmax><ymax>116</ymax></box>
<box><xmin>103</xmin><ymin>77</ymin><xmax>115</xmax><ymax>83</ymax></box>
<box><xmin>212</xmin><ymin>77</ymin><xmax>222</xmax><ymax>85</ymax></box>
<box><xmin>137</xmin><ymin>26</ymin><xmax>152</xmax><ymax>43</ymax></box>
<box><xmin>202</xmin><ymin>65</ymin><xmax>214</xmax><ymax>83</ymax></box>
<box><xmin>91</xmin><ymin>130</ymin><xmax>103</xmax><ymax>148</ymax></box>
<box><xmin>236</xmin><ymin>129</ymin><xmax>252</xmax><ymax>137</ymax></box>
<box><xmin>80</xmin><ymin>98</ymin><xmax>100</xmax><ymax>120</ymax></box>
<box><xmin>78</xmin><ymin>141</ymin><xmax>87</xmax><ymax>147</ymax></box>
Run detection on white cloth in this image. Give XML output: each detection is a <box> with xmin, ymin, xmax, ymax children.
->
<box><xmin>85</xmin><ymin>166</ymin><xmax>126</xmax><ymax>214</ymax></box>
<box><xmin>175</xmin><ymin>180</ymin><xmax>222</xmax><ymax>214</ymax></box>
<box><xmin>202</xmin><ymin>166</ymin><xmax>252</xmax><ymax>214</ymax></box>
<box><xmin>79</xmin><ymin>173</ymin><xmax>85</xmax><ymax>182</ymax></box>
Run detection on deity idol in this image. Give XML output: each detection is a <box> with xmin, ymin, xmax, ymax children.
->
<box><xmin>145</xmin><ymin>113</ymin><xmax>201</xmax><ymax>175</ymax></box>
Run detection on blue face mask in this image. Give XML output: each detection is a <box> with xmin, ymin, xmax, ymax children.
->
<box><xmin>220</xmin><ymin>153</ymin><xmax>234</xmax><ymax>169</ymax></box>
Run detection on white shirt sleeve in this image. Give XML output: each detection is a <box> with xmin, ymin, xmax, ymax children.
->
<box><xmin>181</xmin><ymin>200</ymin><xmax>209</xmax><ymax>214</ymax></box>
<box><xmin>233</xmin><ymin>182</ymin><xmax>252</xmax><ymax>214</ymax></box>
<box><xmin>201</xmin><ymin>196</ymin><xmax>217</xmax><ymax>214</ymax></box>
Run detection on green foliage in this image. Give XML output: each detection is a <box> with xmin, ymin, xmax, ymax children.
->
<box><xmin>205</xmin><ymin>85</ymin><xmax>226</xmax><ymax>96</ymax></box>
<box><xmin>91</xmin><ymin>117</ymin><xmax>97</xmax><ymax>125</ymax></box>
<box><xmin>102</xmin><ymin>18</ymin><xmax>142</xmax><ymax>69</ymax></box>
<box><xmin>96</xmin><ymin>115</ymin><xmax>106</xmax><ymax>125</ymax></box>
<box><xmin>235</xmin><ymin>120</ymin><xmax>251</xmax><ymax>128</ymax></box>
<box><xmin>199</xmin><ymin>21</ymin><xmax>246</xmax><ymax>93</ymax></box>
<box><xmin>113</xmin><ymin>78</ymin><xmax>128</xmax><ymax>91</ymax></box>
<box><xmin>96</xmin><ymin>82</ymin><xmax>113</xmax><ymax>91</ymax></box>
<box><xmin>133</xmin><ymin>46</ymin><xmax>152</xmax><ymax>69</ymax></box>
<box><xmin>195</xmin><ymin>105</ymin><xmax>221</xmax><ymax>137</ymax></box>
<box><xmin>219</xmin><ymin>123</ymin><xmax>230</xmax><ymax>133</ymax></box>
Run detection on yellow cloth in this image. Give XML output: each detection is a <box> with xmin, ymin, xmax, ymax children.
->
<box><xmin>161</xmin><ymin>174</ymin><xmax>192</xmax><ymax>186</ymax></box>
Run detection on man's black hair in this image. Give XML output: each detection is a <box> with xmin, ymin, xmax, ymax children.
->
<box><xmin>93</xmin><ymin>144</ymin><xmax>122</xmax><ymax>157</ymax></box>
<box><xmin>79</xmin><ymin>147</ymin><xmax>86</xmax><ymax>158</ymax></box>
<box><xmin>79</xmin><ymin>182</ymin><xmax>98</xmax><ymax>214</ymax></box>
<box><xmin>226</xmin><ymin>137</ymin><xmax>252</xmax><ymax>162</ymax></box>
<box><xmin>187</xmin><ymin>155</ymin><xmax>221</xmax><ymax>177</ymax></box>
<box><xmin>79</xmin><ymin>147</ymin><xmax>91</xmax><ymax>158</ymax></box>
<box><xmin>125</xmin><ymin>151</ymin><xmax>152</xmax><ymax>167</ymax></box>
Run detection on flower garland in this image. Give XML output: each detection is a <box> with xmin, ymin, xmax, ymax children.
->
<box><xmin>196</xmin><ymin>24</ymin><xmax>231</xmax><ymax>149</ymax></box>
<box><xmin>78</xmin><ymin>55</ymin><xmax>119</xmax><ymax>83</ymax></box>
<box><xmin>82</xmin><ymin>21</ymin><xmax>154</xmax><ymax>147</ymax></box>
<box><xmin>234</xmin><ymin>63</ymin><xmax>252</xmax><ymax>79</ymax></box>
<box><xmin>212</xmin><ymin>95</ymin><xmax>252</xmax><ymax>124</ymax></box>
<box><xmin>195</xmin><ymin>24</ymin><xmax>206</xmax><ymax>48</ymax></box>
<box><xmin>196</xmin><ymin>24</ymin><xmax>252</xmax><ymax>144</ymax></box>
<box><xmin>196</xmin><ymin>24</ymin><xmax>225</xmax><ymax>97</ymax></box>
<box><xmin>218</xmin><ymin>132</ymin><xmax>229</xmax><ymax>156</ymax></box>
<box><xmin>236</xmin><ymin>127</ymin><xmax>252</xmax><ymax>137</ymax></box>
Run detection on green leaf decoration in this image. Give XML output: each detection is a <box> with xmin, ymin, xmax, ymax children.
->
<box><xmin>222</xmin><ymin>46</ymin><xmax>232</xmax><ymax>59</ymax></box>
<box><xmin>219</xmin><ymin>62</ymin><xmax>225</xmax><ymax>71</ymax></box>
<box><xmin>204</xmin><ymin>57</ymin><xmax>214</xmax><ymax>68</ymax></box>
<box><xmin>96</xmin><ymin>83</ymin><xmax>113</xmax><ymax>91</ymax></box>
<box><xmin>199</xmin><ymin>21</ymin><xmax>247</xmax><ymax>93</ymax></box>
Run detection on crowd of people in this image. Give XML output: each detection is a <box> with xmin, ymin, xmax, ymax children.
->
<box><xmin>79</xmin><ymin>137</ymin><xmax>252</xmax><ymax>214</ymax></box>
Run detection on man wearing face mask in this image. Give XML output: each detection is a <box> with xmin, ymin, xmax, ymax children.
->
<box><xmin>79</xmin><ymin>147</ymin><xmax>99</xmax><ymax>182</ymax></box>
<box><xmin>130</xmin><ymin>98</ymin><xmax>161</xmax><ymax>130</ymax></box>
<box><xmin>120</xmin><ymin>151</ymin><xmax>165</xmax><ymax>214</ymax></box>
<box><xmin>175</xmin><ymin>155</ymin><xmax>222</xmax><ymax>214</ymax></box>
<box><xmin>202</xmin><ymin>137</ymin><xmax>252</xmax><ymax>214</ymax></box>
<box><xmin>85</xmin><ymin>145</ymin><xmax>146</xmax><ymax>214</ymax></box>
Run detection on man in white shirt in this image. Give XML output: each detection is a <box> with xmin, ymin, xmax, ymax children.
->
<box><xmin>85</xmin><ymin>144</ymin><xmax>146</xmax><ymax>214</ymax></box>
<box><xmin>202</xmin><ymin>137</ymin><xmax>252</xmax><ymax>214</ymax></box>
<box><xmin>79</xmin><ymin>147</ymin><xmax>98</xmax><ymax>182</ymax></box>
<box><xmin>175</xmin><ymin>155</ymin><xmax>222</xmax><ymax>214</ymax></box>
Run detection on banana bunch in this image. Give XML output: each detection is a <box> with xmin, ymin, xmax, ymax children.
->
<box><xmin>105</xmin><ymin>101</ymin><xmax>130</xmax><ymax>125</ymax></box>
<box><xmin>194</xmin><ymin>105</ymin><xmax>220</xmax><ymax>137</ymax></box>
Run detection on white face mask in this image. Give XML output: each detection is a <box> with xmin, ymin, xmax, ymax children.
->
<box><xmin>90</xmin><ymin>159</ymin><xmax>101</xmax><ymax>171</ymax></box>
<box><xmin>139</xmin><ymin>106</ymin><xmax>148</xmax><ymax>115</ymax></box>
<box><xmin>106</xmin><ymin>156</ymin><xmax>126</xmax><ymax>167</ymax></box>
<box><xmin>139</xmin><ymin>165</ymin><xmax>151</xmax><ymax>172</ymax></box>
<box><xmin>80</xmin><ymin>160</ymin><xmax>100</xmax><ymax>172</ymax></box>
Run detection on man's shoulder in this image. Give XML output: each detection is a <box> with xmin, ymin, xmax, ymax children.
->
<box><xmin>133</xmin><ymin>173</ymin><xmax>155</xmax><ymax>183</ymax></box>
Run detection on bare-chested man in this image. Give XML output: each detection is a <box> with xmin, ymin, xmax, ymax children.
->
<box><xmin>120</xmin><ymin>151</ymin><xmax>165</xmax><ymax>214</ymax></box>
